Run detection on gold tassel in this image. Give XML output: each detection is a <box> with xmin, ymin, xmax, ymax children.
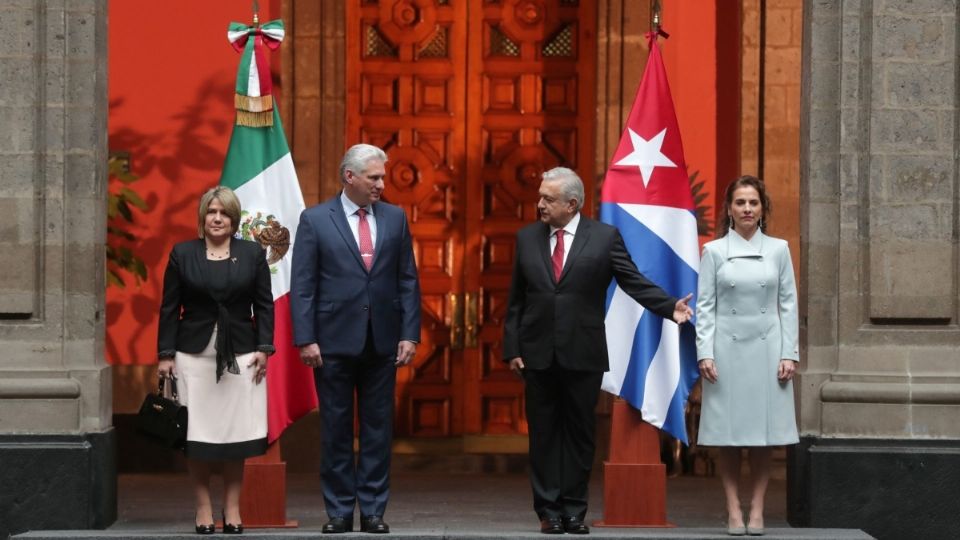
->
<box><xmin>236</xmin><ymin>110</ymin><xmax>274</xmax><ymax>127</ymax></box>
<box><xmin>234</xmin><ymin>94</ymin><xmax>273</xmax><ymax>113</ymax></box>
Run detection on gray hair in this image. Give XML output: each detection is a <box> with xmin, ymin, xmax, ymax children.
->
<box><xmin>340</xmin><ymin>143</ymin><xmax>388</xmax><ymax>181</ymax></box>
<box><xmin>542</xmin><ymin>167</ymin><xmax>584</xmax><ymax>211</ymax></box>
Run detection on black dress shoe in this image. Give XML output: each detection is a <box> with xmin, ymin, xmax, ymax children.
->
<box><xmin>563</xmin><ymin>516</ymin><xmax>590</xmax><ymax>534</ymax></box>
<box><xmin>221</xmin><ymin>511</ymin><xmax>243</xmax><ymax>534</ymax></box>
<box><xmin>322</xmin><ymin>517</ymin><xmax>353</xmax><ymax>534</ymax></box>
<box><xmin>194</xmin><ymin>523</ymin><xmax>215</xmax><ymax>535</ymax></box>
<box><xmin>360</xmin><ymin>515</ymin><xmax>390</xmax><ymax>534</ymax></box>
<box><xmin>222</xmin><ymin>521</ymin><xmax>243</xmax><ymax>534</ymax></box>
<box><xmin>539</xmin><ymin>517</ymin><xmax>564</xmax><ymax>534</ymax></box>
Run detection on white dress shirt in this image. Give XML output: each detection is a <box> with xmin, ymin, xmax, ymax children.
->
<box><xmin>340</xmin><ymin>191</ymin><xmax>378</xmax><ymax>248</ymax></box>
<box><xmin>548</xmin><ymin>212</ymin><xmax>580</xmax><ymax>269</ymax></box>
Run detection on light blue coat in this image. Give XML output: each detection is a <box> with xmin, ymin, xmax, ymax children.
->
<box><xmin>695</xmin><ymin>229</ymin><xmax>799</xmax><ymax>446</ymax></box>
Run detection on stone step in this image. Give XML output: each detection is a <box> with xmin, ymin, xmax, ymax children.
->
<box><xmin>15</xmin><ymin>528</ymin><xmax>874</xmax><ymax>540</ymax></box>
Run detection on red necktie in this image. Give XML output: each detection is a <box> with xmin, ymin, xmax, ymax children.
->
<box><xmin>552</xmin><ymin>229</ymin><xmax>565</xmax><ymax>281</ymax></box>
<box><xmin>357</xmin><ymin>208</ymin><xmax>374</xmax><ymax>270</ymax></box>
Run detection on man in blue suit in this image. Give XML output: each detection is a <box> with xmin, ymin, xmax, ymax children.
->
<box><xmin>291</xmin><ymin>143</ymin><xmax>421</xmax><ymax>534</ymax></box>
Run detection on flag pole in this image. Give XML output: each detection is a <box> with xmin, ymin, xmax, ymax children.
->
<box><xmin>651</xmin><ymin>2</ymin><xmax>670</xmax><ymax>40</ymax></box>
<box><xmin>595</xmin><ymin>400</ymin><xmax>673</xmax><ymax>527</ymax></box>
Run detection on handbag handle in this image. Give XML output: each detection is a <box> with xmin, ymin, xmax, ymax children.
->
<box><xmin>158</xmin><ymin>376</ymin><xmax>180</xmax><ymax>401</ymax></box>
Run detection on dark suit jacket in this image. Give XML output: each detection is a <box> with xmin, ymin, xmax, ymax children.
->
<box><xmin>157</xmin><ymin>237</ymin><xmax>275</xmax><ymax>358</ymax></box>
<box><xmin>289</xmin><ymin>194</ymin><xmax>421</xmax><ymax>358</ymax></box>
<box><xmin>503</xmin><ymin>216</ymin><xmax>677</xmax><ymax>372</ymax></box>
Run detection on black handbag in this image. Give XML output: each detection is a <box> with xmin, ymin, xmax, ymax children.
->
<box><xmin>136</xmin><ymin>377</ymin><xmax>188</xmax><ymax>450</ymax></box>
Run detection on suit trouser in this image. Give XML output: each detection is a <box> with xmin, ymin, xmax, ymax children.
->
<box><xmin>524</xmin><ymin>364</ymin><xmax>604</xmax><ymax>520</ymax></box>
<box><xmin>315</xmin><ymin>330</ymin><xmax>396</xmax><ymax>519</ymax></box>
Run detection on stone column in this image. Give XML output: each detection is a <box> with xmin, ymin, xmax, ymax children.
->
<box><xmin>795</xmin><ymin>1</ymin><xmax>960</xmax><ymax>538</ymax></box>
<box><xmin>0</xmin><ymin>1</ymin><xmax>114</xmax><ymax>538</ymax></box>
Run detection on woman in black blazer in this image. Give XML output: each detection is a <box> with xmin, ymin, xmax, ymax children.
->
<box><xmin>157</xmin><ymin>186</ymin><xmax>274</xmax><ymax>534</ymax></box>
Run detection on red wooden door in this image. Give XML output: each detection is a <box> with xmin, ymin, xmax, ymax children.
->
<box><xmin>346</xmin><ymin>0</ymin><xmax>595</xmax><ymax>439</ymax></box>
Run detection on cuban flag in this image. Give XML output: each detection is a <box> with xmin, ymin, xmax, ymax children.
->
<box><xmin>600</xmin><ymin>32</ymin><xmax>701</xmax><ymax>444</ymax></box>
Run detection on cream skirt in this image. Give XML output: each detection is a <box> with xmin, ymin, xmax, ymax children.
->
<box><xmin>175</xmin><ymin>326</ymin><xmax>268</xmax><ymax>460</ymax></box>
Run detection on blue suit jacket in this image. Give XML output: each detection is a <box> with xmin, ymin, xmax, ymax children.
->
<box><xmin>290</xmin><ymin>194</ymin><xmax>421</xmax><ymax>357</ymax></box>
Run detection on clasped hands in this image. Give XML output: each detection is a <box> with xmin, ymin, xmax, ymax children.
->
<box><xmin>299</xmin><ymin>340</ymin><xmax>417</xmax><ymax>368</ymax></box>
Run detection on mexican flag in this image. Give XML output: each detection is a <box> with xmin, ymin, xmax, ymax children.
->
<box><xmin>220</xmin><ymin>19</ymin><xmax>317</xmax><ymax>443</ymax></box>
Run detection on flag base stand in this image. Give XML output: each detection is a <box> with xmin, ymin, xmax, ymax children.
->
<box><xmin>594</xmin><ymin>399</ymin><xmax>674</xmax><ymax>528</ymax></box>
<box><xmin>239</xmin><ymin>441</ymin><xmax>298</xmax><ymax>528</ymax></box>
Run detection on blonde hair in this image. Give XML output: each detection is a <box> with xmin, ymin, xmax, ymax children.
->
<box><xmin>197</xmin><ymin>186</ymin><xmax>241</xmax><ymax>238</ymax></box>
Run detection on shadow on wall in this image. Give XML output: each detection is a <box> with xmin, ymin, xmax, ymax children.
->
<box><xmin>106</xmin><ymin>73</ymin><xmax>235</xmax><ymax>368</ymax></box>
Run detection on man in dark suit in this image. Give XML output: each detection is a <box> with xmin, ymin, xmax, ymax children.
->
<box><xmin>290</xmin><ymin>144</ymin><xmax>421</xmax><ymax>534</ymax></box>
<box><xmin>503</xmin><ymin>167</ymin><xmax>692</xmax><ymax>535</ymax></box>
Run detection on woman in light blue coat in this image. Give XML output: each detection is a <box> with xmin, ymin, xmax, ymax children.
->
<box><xmin>696</xmin><ymin>176</ymin><xmax>799</xmax><ymax>536</ymax></box>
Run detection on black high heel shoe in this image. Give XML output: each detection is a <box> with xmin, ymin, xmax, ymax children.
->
<box><xmin>222</xmin><ymin>510</ymin><xmax>244</xmax><ymax>535</ymax></box>
<box><xmin>195</xmin><ymin>510</ymin><xmax>215</xmax><ymax>535</ymax></box>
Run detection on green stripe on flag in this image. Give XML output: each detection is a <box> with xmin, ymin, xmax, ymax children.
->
<box><xmin>220</xmin><ymin>108</ymin><xmax>291</xmax><ymax>189</ymax></box>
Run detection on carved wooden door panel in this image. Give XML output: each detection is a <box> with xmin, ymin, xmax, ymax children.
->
<box><xmin>346</xmin><ymin>0</ymin><xmax>595</xmax><ymax>439</ymax></box>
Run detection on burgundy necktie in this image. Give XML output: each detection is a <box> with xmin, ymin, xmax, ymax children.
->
<box><xmin>552</xmin><ymin>229</ymin><xmax>565</xmax><ymax>281</ymax></box>
<box><xmin>357</xmin><ymin>208</ymin><xmax>374</xmax><ymax>270</ymax></box>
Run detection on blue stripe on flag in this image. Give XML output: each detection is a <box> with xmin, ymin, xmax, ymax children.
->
<box><xmin>601</xmin><ymin>202</ymin><xmax>700</xmax><ymax>444</ymax></box>
<box><xmin>618</xmin><ymin>310</ymin><xmax>663</xmax><ymax>410</ymax></box>
<box><xmin>600</xmin><ymin>203</ymin><xmax>698</xmax><ymax>306</ymax></box>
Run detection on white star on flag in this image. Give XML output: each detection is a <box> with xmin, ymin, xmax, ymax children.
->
<box><xmin>614</xmin><ymin>127</ymin><xmax>677</xmax><ymax>187</ymax></box>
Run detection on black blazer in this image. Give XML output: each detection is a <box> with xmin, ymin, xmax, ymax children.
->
<box><xmin>157</xmin><ymin>237</ymin><xmax>275</xmax><ymax>359</ymax></box>
<box><xmin>503</xmin><ymin>216</ymin><xmax>677</xmax><ymax>372</ymax></box>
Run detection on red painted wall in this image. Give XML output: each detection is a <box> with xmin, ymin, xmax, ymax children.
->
<box><xmin>660</xmin><ymin>1</ymin><xmax>723</xmax><ymax>241</ymax></box>
<box><xmin>107</xmin><ymin>0</ymin><xmax>281</xmax><ymax>366</ymax></box>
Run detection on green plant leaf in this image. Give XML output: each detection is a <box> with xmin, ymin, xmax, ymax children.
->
<box><xmin>107</xmin><ymin>196</ymin><xmax>119</xmax><ymax>219</ymax></box>
<box><xmin>120</xmin><ymin>187</ymin><xmax>149</xmax><ymax>210</ymax></box>
<box><xmin>107</xmin><ymin>270</ymin><xmax>125</xmax><ymax>288</ymax></box>
<box><xmin>107</xmin><ymin>226</ymin><xmax>137</xmax><ymax>241</ymax></box>
<box><xmin>117</xmin><ymin>200</ymin><xmax>133</xmax><ymax>221</ymax></box>
<box><xmin>107</xmin><ymin>152</ymin><xmax>149</xmax><ymax>289</ymax></box>
<box><xmin>134</xmin><ymin>259</ymin><xmax>147</xmax><ymax>279</ymax></box>
<box><xmin>687</xmin><ymin>169</ymin><xmax>714</xmax><ymax>236</ymax></box>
